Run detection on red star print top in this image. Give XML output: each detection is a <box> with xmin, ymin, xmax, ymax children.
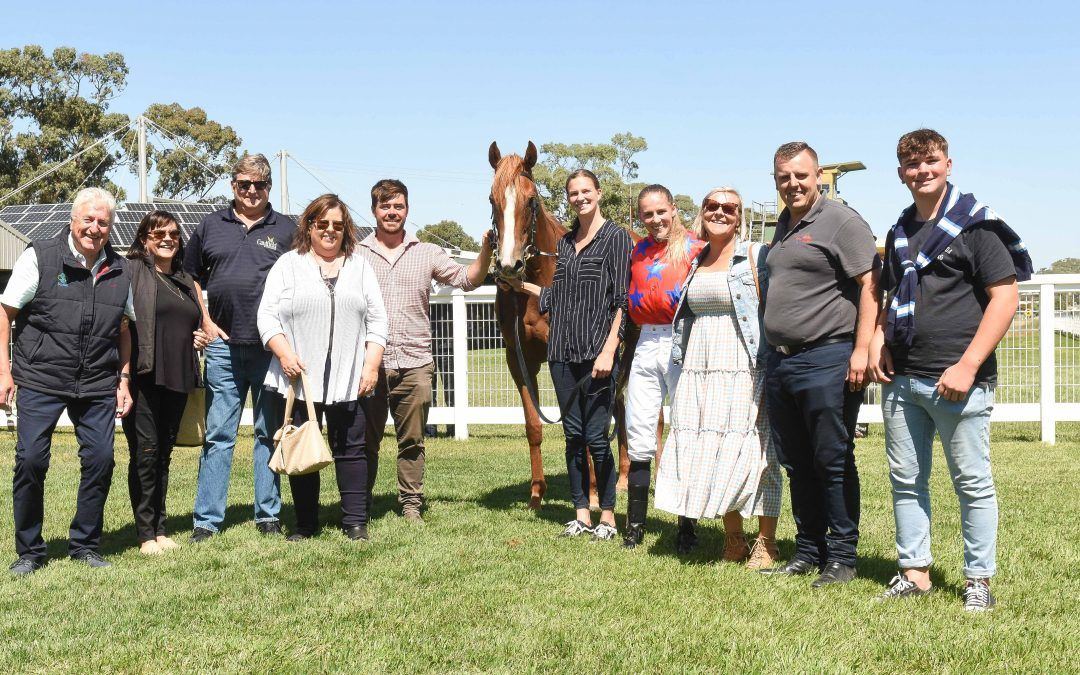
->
<box><xmin>628</xmin><ymin>235</ymin><xmax>706</xmax><ymax>326</ymax></box>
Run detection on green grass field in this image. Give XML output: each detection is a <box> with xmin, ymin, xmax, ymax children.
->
<box><xmin>0</xmin><ymin>423</ymin><xmax>1077</xmax><ymax>672</ymax></box>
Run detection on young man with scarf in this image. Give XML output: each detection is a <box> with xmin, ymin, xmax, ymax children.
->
<box><xmin>870</xmin><ymin>129</ymin><xmax>1032</xmax><ymax>611</ymax></box>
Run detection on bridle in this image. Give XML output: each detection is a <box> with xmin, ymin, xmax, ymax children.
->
<box><xmin>488</xmin><ymin>170</ymin><xmax>557</xmax><ymax>271</ymax></box>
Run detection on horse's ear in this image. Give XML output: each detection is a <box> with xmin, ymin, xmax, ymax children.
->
<box><xmin>524</xmin><ymin>141</ymin><xmax>538</xmax><ymax>170</ymax></box>
<box><xmin>488</xmin><ymin>142</ymin><xmax>501</xmax><ymax>170</ymax></box>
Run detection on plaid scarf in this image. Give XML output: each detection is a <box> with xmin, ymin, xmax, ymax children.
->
<box><xmin>885</xmin><ymin>183</ymin><xmax>1033</xmax><ymax>347</ymax></box>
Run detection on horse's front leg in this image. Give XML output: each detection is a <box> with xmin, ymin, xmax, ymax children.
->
<box><xmin>519</xmin><ymin>382</ymin><xmax>546</xmax><ymax>510</ymax></box>
<box><xmin>613</xmin><ymin>396</ymin><xmax>630</xmax><ymax>492</ymax></box>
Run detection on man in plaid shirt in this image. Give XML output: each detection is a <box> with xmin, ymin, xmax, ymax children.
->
<box><xmin>358</xmin><ymin>179</ymin><xmax>492</xmax><ymax>522</ymax></box>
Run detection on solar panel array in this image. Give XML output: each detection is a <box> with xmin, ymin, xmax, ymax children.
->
<box><xmin>0</xmin><ymin>201</ymin><xmax>373</xmax><ymax>249</ymax></box>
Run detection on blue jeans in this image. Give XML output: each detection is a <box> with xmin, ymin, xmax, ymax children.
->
<box><xmin>882</xmin><ymin>375</ymin><xmax>997</xmax><ymax>578</ymax></box>
<box><xmin>766</xmin><ymin>342</ymin><xmax>861</xmax><ymax>567</ymax></box>
<box><xmin>192</xmin><ymin>339</ymin><xmax>281</xmax><ymax>531</ymax></box>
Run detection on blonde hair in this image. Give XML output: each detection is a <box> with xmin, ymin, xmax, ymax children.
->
<box><xmin>637</xmin><ymin>184</ymin><xmax>689</xmax><ymax>269</ymax></box>
<box><xmin>691</xmin><ymin>186</ymin><xmax>746</xmax><ymax>241</ymax></box>
<box><xmin>232</xmin><ymin>153</ymin><xmax>272</xmax><ymax>181</ymax></box>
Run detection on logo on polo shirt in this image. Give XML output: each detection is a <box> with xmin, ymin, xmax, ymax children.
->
<box><xmin>797</xmin><ymin>234</ymin><xmax>813</xmax><ymax>243</ymax></box>
<box><xmin>257</xmin><ymin>235</ymin><xmax>279</xmax><ymax>251</ymax></box>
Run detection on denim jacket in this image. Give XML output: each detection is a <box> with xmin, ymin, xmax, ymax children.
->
<box><xmin>671</xmin><ymin>240</ymin><xmax>770</xmax><ymax>368</ymax></box>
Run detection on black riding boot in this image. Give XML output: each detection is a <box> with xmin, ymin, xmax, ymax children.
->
<box><xmin>622</xmin><ymin>484</ymin><xmax>650</xmax><ymax>548</ymax></box>
<box><xmin>622</xmin><ymin>460</ymin><xmax>651</xmax><ymax>548</ymax></box>
<box><xmin>675</xmin><ymin>515</ymin><xmax>698</xmax><ymax>555</ymax></box>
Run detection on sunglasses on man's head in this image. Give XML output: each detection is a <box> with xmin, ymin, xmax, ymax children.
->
<box><xmin>234</xmin><ymin>180</ymin><xmax>270</xmax><ymax>192</ymax></box>
<box><xmin>703</xmin><ymin>200</ymin><xmax>740</xmax><ymax>216</ymax></box>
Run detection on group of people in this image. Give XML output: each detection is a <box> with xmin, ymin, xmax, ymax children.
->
<box><xmin>505</xmin><ymin>129</ymin><xmax>1030</xmax><ymax>613</ymax></box>
<box><xmin>0</xmin><ymin>153</ymin><xmax>491</xmax><ymax>572</ymax></box>
<box><xmin>0</xmin><ymin>129</ymin><xmax>1030</xmax><ymax>613</ymax></box>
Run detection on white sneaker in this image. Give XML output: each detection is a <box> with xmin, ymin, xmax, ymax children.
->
<box><xmin>591</xmin><ymin>522</ymin><xmax>618</xmax><ymax>541</ymax></box>
<box><xmin>559</xmin><ymin>520</ymin><xmax>593</xmax><ymax>538</ymax></box>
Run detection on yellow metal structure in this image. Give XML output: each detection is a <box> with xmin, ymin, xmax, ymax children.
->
<box><xmin>751</xmin><ymin>160</ymin><xmax>867</xmax><ymax>243</ymax></box>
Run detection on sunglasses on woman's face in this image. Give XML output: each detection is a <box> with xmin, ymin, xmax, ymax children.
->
<box><xmin>148</xmin><ymin>229</ymin><xmax>181</xmax><ymax>241</ymax></box>
<box><xmin>703</xmin><ymin>200</ymin><xmax>740</xmax><ymax>216</ymax></box>
<box><xmin>313</xmin><ymin>219</ymin><xmax>346</xmax><ymax>232</ymax></box>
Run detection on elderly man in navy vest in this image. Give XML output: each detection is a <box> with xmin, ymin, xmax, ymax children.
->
<box><xmin>0</xmin><ymin>187</ymin><xmax>136</xmax><ymax>575</ymax></box>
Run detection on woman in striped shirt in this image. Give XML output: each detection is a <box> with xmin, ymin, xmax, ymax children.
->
<box><xmin>505</xmin><ymin>170</ymin><xmax>633</xmax><ymax>540</ymax></box>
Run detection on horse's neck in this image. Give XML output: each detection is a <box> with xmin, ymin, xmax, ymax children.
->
<box><xmin>525</xmin><ymin>211</ymin><xmax>565</xmax><ymax>285</ymax></box>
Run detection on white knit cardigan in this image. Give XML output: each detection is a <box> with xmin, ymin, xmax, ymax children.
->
<box><xmin>258</xmin><ymin>250</ymin><xmax>388</xmax><ymax>404</ymax></box>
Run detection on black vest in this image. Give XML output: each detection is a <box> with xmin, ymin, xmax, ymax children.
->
<box><xmin>12</xmin><ymin>236</ymin><xmax>131</xmax><ymax>398</ymax></box>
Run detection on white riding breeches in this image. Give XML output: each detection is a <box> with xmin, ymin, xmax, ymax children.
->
<box><xmin>625</xmin><ymin>324</ymin><xmax>681</xmax><ymax>463</ymax></box>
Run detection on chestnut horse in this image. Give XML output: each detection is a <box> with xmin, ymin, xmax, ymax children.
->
<box><xmin>488</xmin><ymin>141</ymin><xmax>641</xmax><ymax>510</ymax></box>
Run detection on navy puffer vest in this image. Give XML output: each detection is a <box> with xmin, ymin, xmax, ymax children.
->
<box><xmin>12</xmin><ymin>236</ymin><xmax>131</xmax><ymax>398</ymax></box>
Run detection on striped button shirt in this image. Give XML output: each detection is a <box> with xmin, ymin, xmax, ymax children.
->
<box><xmin>357</xmin><ymin>231</ymin><xmax>475</xmax><ymax>370</ymax></box>
<box><xmin>539</xmin><ymin>220</ymin><xmax>633</xmax><ymax>363</ymax></box>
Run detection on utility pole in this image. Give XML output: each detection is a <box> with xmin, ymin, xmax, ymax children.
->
<box><xmin>137</xmin><ymin>116</ymin><xmax>149</xmax><ymax>202</ymax></box>
<box><xmin>278</xmin><ymin>150</ymin><xmax>289</xmax><ymax>213</ymax></box>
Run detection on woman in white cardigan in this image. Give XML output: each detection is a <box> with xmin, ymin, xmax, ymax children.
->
<box><xmin>258</xmin><ymin>194</ymin><xmax>387</xmax><ymax>542</ymax></box>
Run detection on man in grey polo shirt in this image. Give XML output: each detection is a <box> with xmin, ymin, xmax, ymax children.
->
<box><xmin>759</xmin><ymin>141</ymin><xmax>880</xmax><ymax>588</ymax></box>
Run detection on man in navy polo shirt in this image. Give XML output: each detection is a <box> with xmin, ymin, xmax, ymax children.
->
<box><xmin>185</xmin><ymin>154</ymin><xmax>296</xmax><ymax>542</ymax></box>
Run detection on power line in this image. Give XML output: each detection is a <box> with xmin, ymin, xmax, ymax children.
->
<box><xmin>0</xmin><ymin>123</ymin><xmax>129</xmax><ymax>206</ymax></box>
<box><xmin>287</xmin><ymin>154</ymin><xmax>374</xmax><ymax>227</ymax></box>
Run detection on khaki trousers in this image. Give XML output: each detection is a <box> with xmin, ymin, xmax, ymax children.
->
<box><xmin>366</xmin><ymin>362</ymin><xmax>433</xmax><ymax>509</ymax></box>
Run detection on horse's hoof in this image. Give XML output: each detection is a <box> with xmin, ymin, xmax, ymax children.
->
<box><xmin>616</xmin><ymin>479</ymin><xmax>628</xmax><ymax>492</ymax></box>
<box><xmin>589</xmin><ymin>500</ymin><xmax>600</xmax><ymax>512</ymax></box>
<box><xmin>527</xmin><ymin>496</ymin><xmax>542</xmax><ymax>511</ymax></box>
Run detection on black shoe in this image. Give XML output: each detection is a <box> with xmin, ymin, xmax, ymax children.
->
<box><xmin>343</xmin><ymin>525</ymin><xmax>369</xmax><ymax>541</ymax></box>
<box><xmin>622</xmin><ymin>523</ymin><xmax>645</xmax><ymax>549</ymax></box>
<box><xmin>9</xmin><ymin>556</ymin><xmax>43</xmax><ymax>576</ymax></box>
<box><xmin>963</xmin><ymin>578</ymin><xmax>996</xmax><ymax>612</ymax></box>
<box><xmin>256</xmin><ymin>521</ymin><xmax>284</xmax><ymax>536</ymax></box>
<box><xmin>760</xmin><ymin>558</ymin><xmax>820</xmax><ymax>576</ymax></box>
<box><xmin>675</xmin><ymin>516</ymin><xmax>698</xmax><ymax>555</ymax></box>
<box><xmin>623</xmin><ymin>482</ymin><xmax>649</xmax><ymax>549</ymax></box>
<box><xmin>189</xmin><ymin>527</ymin><xmax>215</xmax><ymax>544</ymax></box>
<box><xmin>874</xmin><ymin>573</ymin><xmax>933</xmax><ymax>601</ymax></box>
<box><xmin>286</xmin><ymin>532</ymin><xmax>312</xmax><ymax>542</ymax></box>
<box><xmin>70</xmin><ymin>550</ymin><xmax>111</xmax><ymax>569</ymax></box>
<box><xmin>811</xmin><ymin>561</ymin><xmax>857</xmax><ymax>588</ymax></box>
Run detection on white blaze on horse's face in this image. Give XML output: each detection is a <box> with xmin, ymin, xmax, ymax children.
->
<box><xmin>499</xmin><ymin>183</ymin><xmax>519</xmax><ymax>272</ymax></box>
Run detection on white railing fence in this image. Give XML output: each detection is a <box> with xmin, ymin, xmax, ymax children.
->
<box><xmin>426</xmin><ymin>275</ymin><xmax>1080</xmax><ymax>444</ymax></box>
<box><xmin>4</xmin><ymin>275</ymin><xmax>1079</xmax><ymax>444</ymax></box>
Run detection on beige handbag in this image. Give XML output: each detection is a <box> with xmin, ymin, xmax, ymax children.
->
<box><xmin>174</xmin><ymin>386</ymin><xmax>206</xmax><ymax>447</ymax></box>
<box><xmin>269</xmin><ymin>372</ymin><xmax>333</xmax><ymax>476</ymax></box>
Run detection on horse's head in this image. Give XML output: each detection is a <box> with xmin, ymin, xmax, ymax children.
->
<box><xmin>488</xmin><ymin>141</ymin><xmax>541</xmax><ymax>279</ymax></box>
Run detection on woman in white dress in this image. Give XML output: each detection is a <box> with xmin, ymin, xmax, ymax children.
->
<box><xmin>654</xmin><ymin>187</ymin><xmax>782</xmax><ymax>569</ymax></box>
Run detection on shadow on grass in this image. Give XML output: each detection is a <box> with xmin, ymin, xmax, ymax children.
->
<box><xmin>479</xmin><ymin>477</ymin><xmax>903</xmax><ymax>584</ymax></box>
<box><xmin>46</xmin><ymin>487</ymin><xmax>404</xmax><ymax>558</ymax></box>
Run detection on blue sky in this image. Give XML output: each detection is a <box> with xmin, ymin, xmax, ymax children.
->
<box><xmin>3</xmin><ymin>0</ymin><xmax>1077</xmax><ymax>266</ymax></box>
